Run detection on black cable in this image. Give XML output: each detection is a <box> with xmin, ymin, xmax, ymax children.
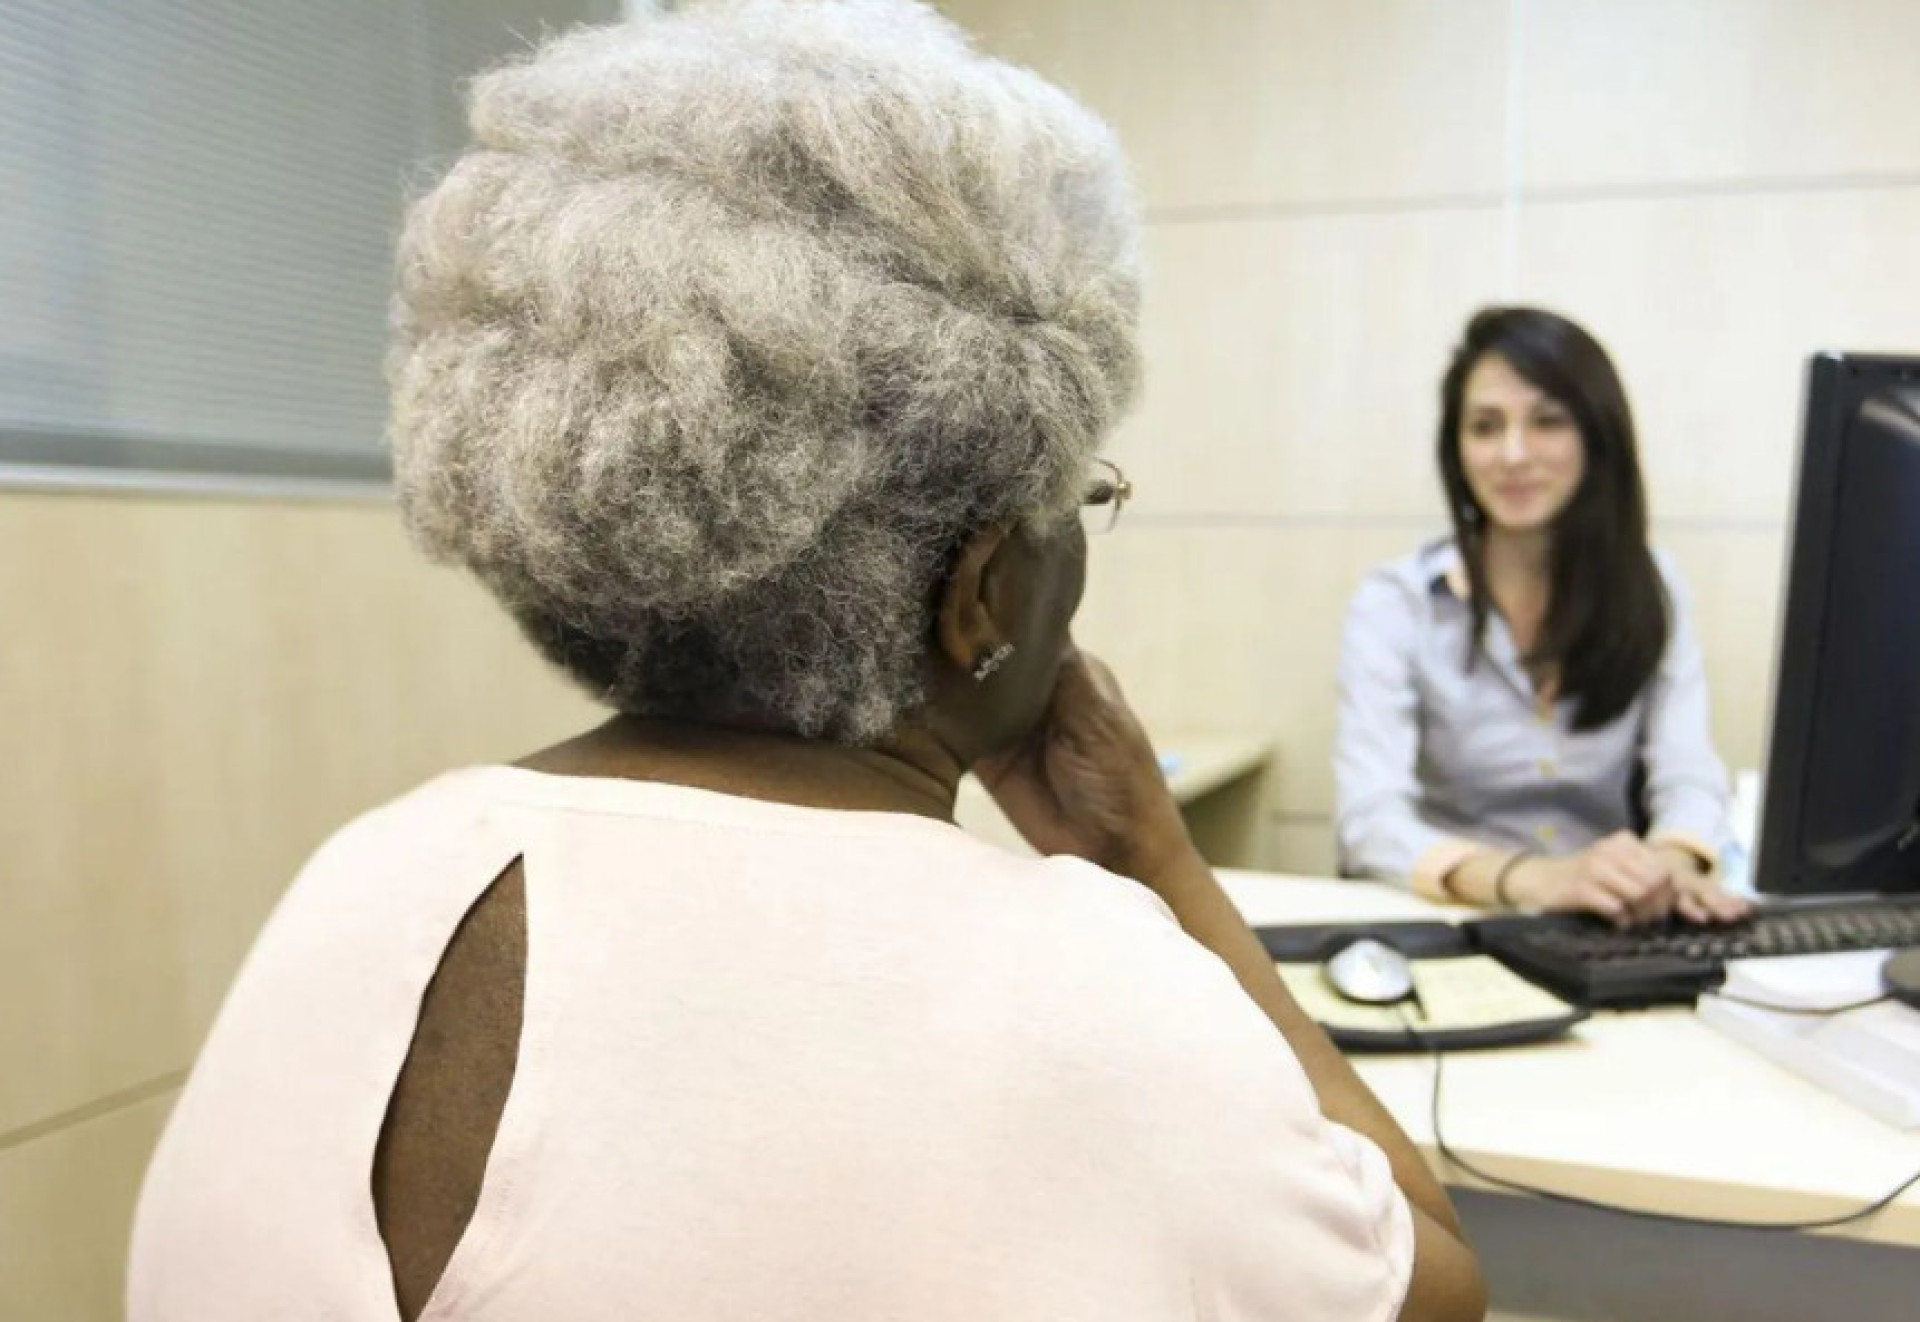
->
<box><xmin>1705</xmin><ymin>991</ymin><xmax>1892</xmax><ymax>1017</ymax></box>
<box><xmin>1393</xmin><ymin>1006</ymin><xmax>1920</xmax><ymax>1232</ymax></box>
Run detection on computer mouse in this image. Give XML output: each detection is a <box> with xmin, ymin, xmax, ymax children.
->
<box><xmin>1324</xmin><ymin>937</ymin><xmax>1416</xmax><ymax>1006</ymax></box>
<box><xmin>1882</xmin><ymin>948</ymin><xmax>1920</xmax><ymax>1010</ymax></box>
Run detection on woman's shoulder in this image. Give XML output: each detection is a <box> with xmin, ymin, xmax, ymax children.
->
<box><xmin>1360</xmin><ymin>537</ymin><xmax>1457</xmax><ymax>595</ymax></box>
<box><xmin>1013</xmin><ymin>864</ymin><xmax>1339</xmax><ymax>1145</ymax></box>
<box><xmin>1006</xmin><ymin>860</ymin><xmax>1282</xmax><ymax>1033</ymax></box>
<box><xmin>1647</xmin><ymin>545</ymin><xmax>1688</xmax><ymax>588</ymax></box>
<box><xmin>298</xmin><ymin>766</ymin><xmax>502</xmax><ymax>866</ymax></box>
<box><xmin>1646</xmin><ymin>545</ymin><xmax>1699</xmax><ymax>614</ymax></box>
<box><xmin>949</xmin><ymin>854</ymin><xmax>1235</xmax><ymax>1004</ymax></box>
<box><xmin>1345</xmin><ymin>537</ymin><xmax>1457</xmax><ymax>630</ymax></box>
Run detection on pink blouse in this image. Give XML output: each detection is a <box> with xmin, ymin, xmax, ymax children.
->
<box><xmin>131</xmin><ymin>766</ymin><xmax>1412</xmax><ymax>1322</ymax></box>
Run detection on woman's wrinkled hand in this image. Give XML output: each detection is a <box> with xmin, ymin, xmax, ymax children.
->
<box><xmin>973</xmin><ymin>646</ymin><xmax>1192</xmax><ymax>875</ymax></box>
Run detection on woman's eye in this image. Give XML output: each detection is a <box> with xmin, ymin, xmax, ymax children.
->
<box><xmin>1468</xmin><ymin>418</ymin><xmax>1502</xmax><ymax>438</ymax></box>
<box><xmin>1535</xmin><ymin>411</ymin><xmax>1572</xmax><ymax>430</ymax></box>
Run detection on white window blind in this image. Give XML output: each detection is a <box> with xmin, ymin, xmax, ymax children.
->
<box><xmin>0</xmin><ymin>0</ymin><xmax>613</xmax><ymax>494</ymax></box>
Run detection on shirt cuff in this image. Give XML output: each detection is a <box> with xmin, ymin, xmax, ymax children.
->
<box><xmin>1410</xmin><ymin>836</ymin><xmax>1482</xmax><ymax>902</ymax></box>
<box><xmin>1650</xmin><ymin>830</ymin><xmax>1719</xmax><ymax>875</ymax></box>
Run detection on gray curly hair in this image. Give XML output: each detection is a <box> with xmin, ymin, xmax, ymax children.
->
<box><xmin>388</xmin><ymin>0</ymin><xmax>1141</xmax><ymax>742</ymax></box>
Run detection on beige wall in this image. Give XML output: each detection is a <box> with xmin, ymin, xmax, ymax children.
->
<box><xmin>944</xmin><ymin>0</ymin><xmax>1920</xmax><ymax>874</ymax></box>
<box><xmin>0</xmin><ymin>491</ymin><xmax>596</xmax><ymax>1318</ymax></box>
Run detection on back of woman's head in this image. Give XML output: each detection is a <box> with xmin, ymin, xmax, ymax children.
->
<box><xmin>1436</xmin><ymin>306</ymin><xmax>1668</xmax><ymax>730</ymax></box>
<box><xmin>388</xmin><ymin>0</ymin><xmax>1141</xmax><ymax>742</ymax></box>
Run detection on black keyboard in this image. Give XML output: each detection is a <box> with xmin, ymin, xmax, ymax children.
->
<box><xmin>1468</xmin><ymin>894</ymin><xmax>1920</xmax><ymax>1008</ymax></box>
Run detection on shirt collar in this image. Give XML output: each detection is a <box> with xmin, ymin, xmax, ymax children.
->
<box><xmin>1423</xmin><ymin>538</ymin><xmax>1563</xmax><ymax>706</ymax></box>
<box><xmin>1419</xmin><ymin>538</ymin><xmax>1471</xmax><ymax>601</ymax></box>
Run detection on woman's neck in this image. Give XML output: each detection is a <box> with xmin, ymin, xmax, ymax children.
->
<box><xmin>1480</xmin><ymin>524</ymin><xmax>1553</xmax><ymax>587</ymax></box>
<box><xmin>516</xmin><ymin>714</ymin><xmax>970</xmax><ymax>822</ymax></box>
<box><xmin>1478</xmin><ymin>525</ymin><xmax>1554</xmax><ymax>657</ymax></box>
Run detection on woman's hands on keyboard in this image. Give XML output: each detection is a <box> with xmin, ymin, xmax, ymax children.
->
<box><xmin>1654</xmin><ymin>843</ymin><xmax>1753</xmax><ymax>925</ymax></box>
<box><xmin>1507</xmin><ymin>831</ymin><xmax>1750</xmax><ymax>927</ymax></box>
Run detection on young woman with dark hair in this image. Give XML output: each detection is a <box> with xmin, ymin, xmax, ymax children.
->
<box><xmin>1335</xmin><ymin>306</ymin><xmax>1749</xmax><ymax>926</ymax></box>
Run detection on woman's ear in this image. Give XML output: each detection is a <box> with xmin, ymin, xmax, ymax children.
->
<box><xmin>935</xmin><ymin>525</ymin><xmax>1015</xmax><ymax>674</ymax></box>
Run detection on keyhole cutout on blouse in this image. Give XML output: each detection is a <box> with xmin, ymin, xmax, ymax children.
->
<box><xmin>371</xmin><ymin>859</ymin><xmax>528</xmax><ymax>1322</ymax></box>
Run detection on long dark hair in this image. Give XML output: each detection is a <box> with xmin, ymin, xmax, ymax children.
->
<box><xmin>1438</xmin><ymin>306</ymin><xmax>1667</xmax><ymax>731</ymax></box>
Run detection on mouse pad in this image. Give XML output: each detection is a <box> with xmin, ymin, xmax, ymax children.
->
<box><xmin>1257</xmin><ymin>924</ymin><xmax>1586</xmax><ymax>1052</ymax></box>
<box><xmin>1275</xmin><ymin>956</ymin><xmax>1587</xmax><ymax>1052</ymax></box>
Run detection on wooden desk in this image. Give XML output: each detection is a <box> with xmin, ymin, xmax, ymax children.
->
<box><xmin>953</xmin><ymin>736</ymin><xmax>1273</xmax><ymax>866</ymax></box>
<box><xmin>1220</xmin><ymin>871</ymin><xmax>1920</xmax><ymax>1321</ymax></box>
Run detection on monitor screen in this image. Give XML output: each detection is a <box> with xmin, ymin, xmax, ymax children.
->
<box><xmin>1754</xmin><ymin>354</ymin><xmax>1920</xmax><ymax>895</ymax></box>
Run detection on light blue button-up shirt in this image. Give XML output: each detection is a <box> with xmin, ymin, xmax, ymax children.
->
<box><xmin>1334</xmin><ymin>539</ymin><xmax>1731</xmax><ymax>893</ymax></box>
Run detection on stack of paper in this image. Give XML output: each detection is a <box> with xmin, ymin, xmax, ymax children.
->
<box><xmin>1698</xmin><ymin>951</ymin><xmax>1920</xmax><ymax>1128</ymax></box>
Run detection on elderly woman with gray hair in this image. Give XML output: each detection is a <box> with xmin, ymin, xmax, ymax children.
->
<box><xmin>130</xmin><ymin>4</ymin><xmax>1482</xmax><ymax>1320</ymax></box>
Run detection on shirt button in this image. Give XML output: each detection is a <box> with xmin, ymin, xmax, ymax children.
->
<box><xmin>1538</xmin><ymin>824</ymin><xmax>1558</xmax><ymax>844</ymax></box>
<box><xmin>1538</xmin><ymin>758</ymin><xmax>1556</xmax><ymax>778</ymax></box>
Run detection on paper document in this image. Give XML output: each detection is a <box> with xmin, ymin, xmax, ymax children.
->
<box><xmin>1700</xmin><ymin>950</ymin><xmax>1920</xmax><ymax>1128</ymax></box>
<box><xmin>1278</xmin><ymin>956</ymin><xmax>1576</xmax><ymax>1036</ymax></box>
<box><xmin>1721</xmin><ymin>950</ymin><xmax>1887</xmax><ymax>1010</ymax></box>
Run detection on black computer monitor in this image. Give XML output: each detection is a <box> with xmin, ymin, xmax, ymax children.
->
<box><xmin>1754</xmin><ymin>353</ymin><xmax>1920</xmax><ymax>896</ymax></box>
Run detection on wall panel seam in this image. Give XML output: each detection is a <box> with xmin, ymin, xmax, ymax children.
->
<box><xmin>1117</xmin><ymin>513</ymin><xmax>1787</xmax><ymax>534</ymax></box>
<box><xmin>1139</xmin><ymin>174</ymin><xmax>1920</xmax><ymax>229</ymax></box>
<box><xmin>1519</xmin><ymin>171</ymin><xmax>1920</xmax><ymax>209</ymax></box>
<box><xmin>1147</xmin><ymin>194</ymin><xmax>1504</xmax><ymax>225</ymax></box>
<box><xmin>0</xmin><ymin>1070</ymin><xmax>186</xmax><ymax>1155</ymax></box>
